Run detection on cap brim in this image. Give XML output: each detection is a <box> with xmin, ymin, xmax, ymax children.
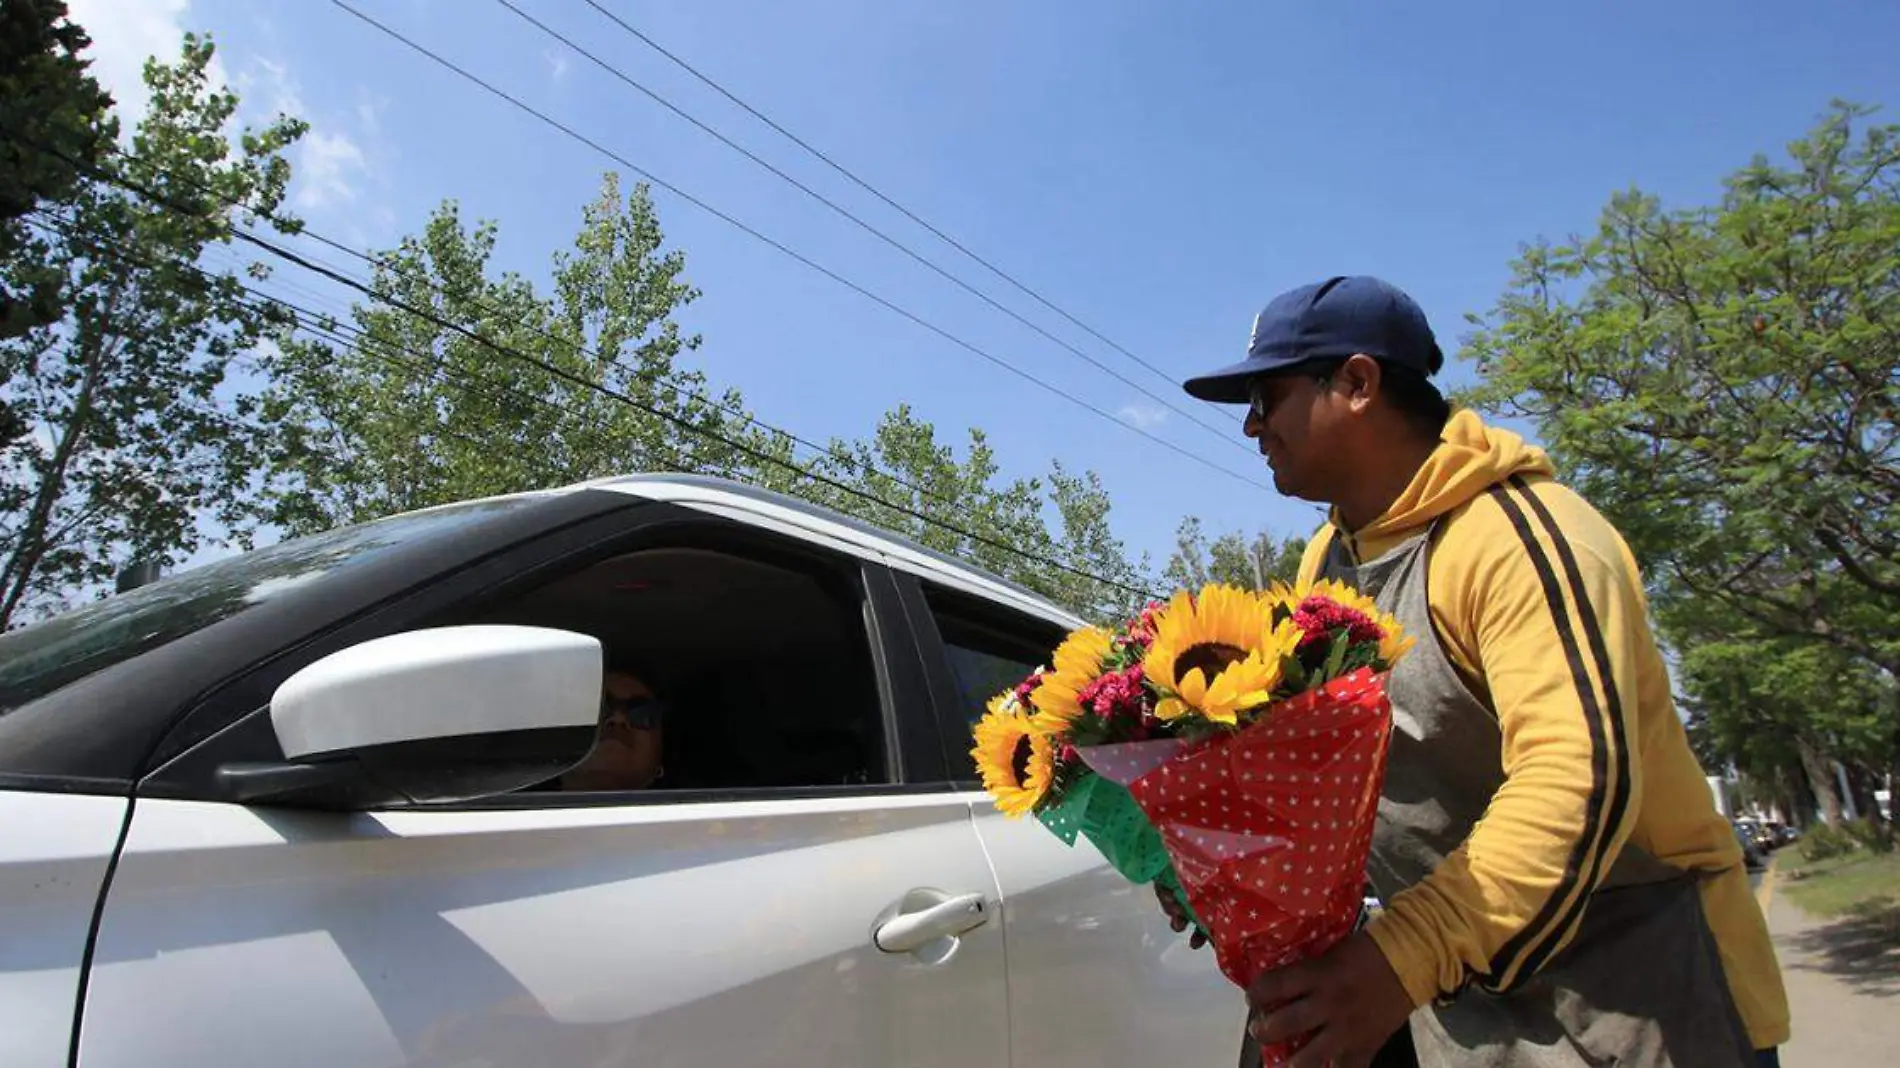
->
<box><xmin>1181</xmin><ymin>358</ymin><xmax>1263</xmax><ymax>403</ymax></box>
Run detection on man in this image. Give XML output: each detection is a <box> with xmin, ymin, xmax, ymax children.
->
<box><xmin>1173</xmin><ymin>276</ymin><xmax>1788</xmax><ymax>1067</ymax></box>
<box><xmin>559</xmin><ymin>663</ymin><xmax>667</xmax><ymax>791</ymax></box>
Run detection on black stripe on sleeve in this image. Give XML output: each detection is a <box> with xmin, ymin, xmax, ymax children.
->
<box><xmin>1473</xmin><ymin>481</ymin><xmax>1621</xmax><ymax>993</ymax></box>
<box><xmin>1504</xmin><ymin>475</ymin><xmax>1637</xmax><ymax>980</ymax></box>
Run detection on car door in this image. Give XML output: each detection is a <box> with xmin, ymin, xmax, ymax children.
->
<box><xmin>0</xmin><ymin>791</ymin><xmax>128</xmax><ymax>1068</ymax></box>
<box><xmin>74</xmin><ymin>524</ymin><xmax>1012</xmax><ymax>1068</ymax></box>
<box><xmin>896</xmin><ymin>576</ymin><xmax>1249</xmax><ymax>1068</ymax></box>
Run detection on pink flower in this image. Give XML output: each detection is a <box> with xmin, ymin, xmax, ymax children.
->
<box><xmin>1014</xmin><ymin>671</ymin><xmax>1046</xmax><ymax>708</ymax></box>
<box><xmin>1126</xmin><ymin>600</ymin><xmax>1167</xmax><ymax>646</ymax></box>
<box><xmin>1293</xmin><ymin>596</ymin><xmax>1385</xmax><ymax>648</ymax></box>
<box><xmin>1078</xmin><ymin>664</ymin><xmax>1147</xmax><ymax>722</ymax></box>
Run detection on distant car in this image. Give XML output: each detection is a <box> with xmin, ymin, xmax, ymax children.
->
<box><xmin>1733</xmin><ymin>823</ymin><xmax>1768</xmax><ymax>870</ymax></box>
<box><xmin>1734</xmin><ymin>818</ymin><xmax>1776</xmax><ymax>854</ymax></box>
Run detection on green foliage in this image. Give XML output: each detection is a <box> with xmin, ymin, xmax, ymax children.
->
<box><xmin>1677</xmin><ymin>630</ymin><xmax>1892</xmax><ymax>782</ymax></box>
<box><xmin>256</xmin><ymin>176</ymin><xmax>1149</xmax><ymax>622</ymax></box>
<box><xmin>0</xmin><ymin>35</ymin><xmax>305</xmax><ymax>629</ymax></box>
<box><xmin>1462</xmin><ymin>101</ymin><xmax>1899</xmax><ymax>679</ymax></box>
<box><xmin>1165</xmin><ymin>516</ymin><xmax>1306</xmax><ymax>592</ymax></box>
<box><xmin>259</xmin><ymin>173</ymin><xmax>765</xmax><ymax>532</ymax></box>
<box><xmin>0</xmin><ymin>0</ymin><xmax>114</xmax><ymax>341</ymax></box>
<box><xmin>1802</xmin><ymin>821</ymin><xmax>1859</xmax><ymax>862</ymax></box>
<box><xmin>804</xmin><ymin>405</ymin><xmax>1150</xmax><ymax>622</ymax></box>
<box><xmin>1845</xmin><ymin>816</ymin><xmax>1896</xmax><ymax>854</ymax></box>
<box><xmin>1463</xmin><ymin>100</ymin><xmax>1900</xmax><ymax>807</ymax></box>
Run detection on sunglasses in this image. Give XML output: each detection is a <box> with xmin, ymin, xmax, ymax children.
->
<box><xmin>601</xmin><ymin>695</ymin><xmax>665</xmax><ymax>730</ymax></box>
<box><xmin>1248</xmin><ymin>366</ymin><xmax>1337</xmax><ymax>421</ymax></box>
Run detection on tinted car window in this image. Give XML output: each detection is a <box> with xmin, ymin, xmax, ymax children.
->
<box><xmin>0</xmin><ymin>496</ymin><xmax>543</xmax><ymax>714</ymax></box>
<box><xmin>942</xmin><ymin>643</ymin><xmax>1043</xmax><ymax>725</ymax></box>
<box><xmin>922</xmin><ymin>585</ymin><xmax>1066</xmax><ymax>727</ymax></box>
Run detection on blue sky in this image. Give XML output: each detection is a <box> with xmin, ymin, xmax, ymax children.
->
<box><xmin>70</xmin><ymin>0</ymin><xmax>1900</xmax><ymax>574</ymax></box>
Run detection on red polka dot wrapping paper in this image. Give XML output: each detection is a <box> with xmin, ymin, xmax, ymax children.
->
<box><xmin>1078</xmin><ymin>669</ymin><xmax>1395</xmax><ymax>1067</ymax></box>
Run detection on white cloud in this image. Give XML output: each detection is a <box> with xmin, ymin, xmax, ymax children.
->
<box><xmin>356</xmin><ymin>96</ymin><xmax>385</xmax><ymax>137</ymax></box>
<box><xmin>1119</xmin><ymin>403</ymin><xmax>1170</xmax><ymax>430</ymax></box>
<box><xmin>66</xmin><ymin>3</ymin><xmax>381</xmax><ymax>227</ymax></box>
<box><xmin>234</xmin><ymin>56</ymin><xmax>372</xmax><ymax>213</ymax></box>
<box><xmin>293</xmin><ymin>130</ymin><xmax>370</xmax><ymax>211</ymax></box>
<box><xmin>66</xmin><ymin>0</ymin><xmax>223</xmax><ymax>131</ymax></box>
<box><xmin>545</xmin><ymin>49</ymin><xmax>571</xmax><ymax>81</ymax></box>
<box><xmin>245</xmin><ymin>55</ymin><xmax>306</xmax><ymax>121</ymax></box>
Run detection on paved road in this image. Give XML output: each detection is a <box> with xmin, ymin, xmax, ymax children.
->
<box><xmin>1759</xmin><ymin>862</ymin><xmax>1899</xmax><ymax>1066</ymax></box>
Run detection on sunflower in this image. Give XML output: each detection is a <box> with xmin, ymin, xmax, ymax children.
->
<box><xmin>1291</xmin><ymin>577</ymin><xmax>1414</xmax><ymax>665</ymax></box>
<box><xmin>1141</xmin><ymin>585</ymin><xmax>1290</xmax><ymax>726</ymax></box>
<box><xmin>971</xmin><ymin>694</ymin><xmax>1056</xmax><ymax>817</ymax></box>
<box><xmin>1026</xmin><ymin>625</ymin><xmax>1115</xmax><ymax>737</ymax></box>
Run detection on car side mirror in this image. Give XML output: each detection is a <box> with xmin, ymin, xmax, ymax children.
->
<box><xmin>216</xmin><ymin>625</ymin><xmax>602</xmax><ymax>809</ymax></box>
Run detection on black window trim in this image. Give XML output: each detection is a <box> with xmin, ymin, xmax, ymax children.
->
<box><xmin>142</xmin><ymin>506</ymin><xmax>953</xmax><ymax>808</ymax></box>
<box><xmin>891</xmin><ymin>571</ymin><xmax>1068</xmax><ymax>788</ymax></box>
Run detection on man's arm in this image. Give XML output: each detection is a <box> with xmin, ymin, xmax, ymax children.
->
<box><xmin>1364</xmin><ymin>478</ymin><xmax>1649</xmax><ymax>1007</ymax></box>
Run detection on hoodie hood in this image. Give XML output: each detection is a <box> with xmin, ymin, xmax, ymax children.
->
<box><xmin>1336</xmin><ymin>409</ymin><xmax>1555</xmax><ymax>559</ymax></box>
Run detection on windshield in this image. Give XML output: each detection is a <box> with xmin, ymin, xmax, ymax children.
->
<box><xmin>0</xmin><ymin>495</ymin><xmax>545</xmax><ymax>714</ymax></box>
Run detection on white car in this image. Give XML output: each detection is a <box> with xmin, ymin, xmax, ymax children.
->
<box><xmin>0</xmin><ymin>474</ymin><xmax>1246</xmax><ymax>1068</ymax></box>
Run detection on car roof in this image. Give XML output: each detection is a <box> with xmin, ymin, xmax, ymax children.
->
<box><xmin>565</xmin><ymin>473</ymin><xmax>1092</xmax><ymax>631</ymax></box>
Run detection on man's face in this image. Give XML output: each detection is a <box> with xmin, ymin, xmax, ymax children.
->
<box><xmin>1243</xmin><ymin>369</ymin><xmax>1347</xmax><ymax>501</ymax></box>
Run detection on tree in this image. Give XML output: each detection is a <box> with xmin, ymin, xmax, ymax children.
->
<box><xmin>260</xmin><ymin>173</ymin><xmax>766</xmax><ymax>533</ymax></box>
<box><xmin>0</xmin><ymin>0</ymin><xmax>113</xmax><ymax>342</ymax></box>
<box><xmin>1164</xmin><ymin>516</ymin><xmax>1306</xmax><ymax>592</ymax></box>
<box><xmin>0</xmin><ymin>36</ymin><xmax>305</xmax><ymax>629</ymax></box>
<box><xmin>806</xmin><ymin>405</ymin><xmax>1150</xmax><ymax>623</ymax></box>
<box><xmin>1675</xmin><ymin>623</ymin><xmax>1893</xmax><ymax>824</ymax></box>
<box><xmin>256</xmin><ymin>176</ymin><xmax>1150</xmax><ymax>623</ymax></box>
<box><xmin>1461</xmin><ymin>102</ymin><xmax>1900</xmax><ymax>680</ymax></box>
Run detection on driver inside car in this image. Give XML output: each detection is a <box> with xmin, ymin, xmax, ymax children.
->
<box><xmin>559</xmin><ymin>664</ymin><xmax>667</xmax><ymax>792</ymax></box>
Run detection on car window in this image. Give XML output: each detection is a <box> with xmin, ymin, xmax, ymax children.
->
<box><xmin>943</xmin><ymin>643</ymin><xmax>1043</xmax><ymax>724</ymax></box>
<box><xmin>0</xmin><ymin>496</ymin><xmax>544</xmax><ymax>715</ymax></box>
<box><xmin>922</xmin><ymin>585</ymin><xmax>1065</xmax><ymax>728</ymax></box>
<box><xmin>447</xmin><ymin>538</ymin><xmax>890</xmax><ymax>795</ymax></box>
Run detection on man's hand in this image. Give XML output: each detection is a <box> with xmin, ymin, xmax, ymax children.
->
<box><xmin>1153</xmin><ymin>883</ymin><xmax>1207</xmax><ymax>949</ymax></box>
<box><xmin>1247</xmin><ymin>931</ymin><xmax>1414</xmax><ymax>1068</ymax></box>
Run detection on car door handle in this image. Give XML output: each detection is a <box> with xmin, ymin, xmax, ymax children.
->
<box><xmin>873</xmin><ymin>890</ymin><xmax>990</xmax><ymax>954</ymax></box>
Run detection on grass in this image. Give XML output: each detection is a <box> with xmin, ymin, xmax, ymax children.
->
<box><xmin>1781</xmin><ymin>838</ymin><xmax>1900</xmax><ymax>926</ymax></box>
<box><xmin>1778</xmin><ymin>837</ymin><xmax>1900</xmax><ymax>994</ymax></box>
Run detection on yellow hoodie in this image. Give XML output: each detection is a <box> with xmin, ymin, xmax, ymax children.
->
<box><xmin>1298</xmin><ymin>410</ymin><xmax>1789</xmax><ymax>1049</ymax></box>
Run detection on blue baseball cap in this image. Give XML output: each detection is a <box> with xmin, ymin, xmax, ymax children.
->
<box><xmin>1182</xmin><ymin>275</ymin><xmax>1444</xmax><ymax>403</ymax></box>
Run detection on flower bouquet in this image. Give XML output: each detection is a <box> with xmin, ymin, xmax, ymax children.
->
<box><xmin>971</xmin><ymin>580</ymin><xmax>1412</xmax><ymax>1067</ymax></box>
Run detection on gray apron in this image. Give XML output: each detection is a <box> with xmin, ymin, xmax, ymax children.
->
<box><xmin>1322</xmin><ymin>519</ymin><xmax>1756</xmax><ymax>1067</ymax></box>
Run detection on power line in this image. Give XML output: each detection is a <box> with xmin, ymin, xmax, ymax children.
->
<box><xmin>324</xmin><ymin>0</ymin><xmax>1268</xmax><ymax>491</ymax></box>
<box><xmin>9</xmin><ymin>122</ymin><xmax>1265</xmax><ymax>532</ymax></box>
<box><xmin>16</xmin><ymin>143</ymin><xmax>1151</xmax><ymax>592</ymax></box>
<box><xmin>492</xmin><ymin>0</ymin><xmax>1246</xmax><ymax>454</ymax></box>
<box><xmin>22</xmin><ymin>200</ymin><xmax>1164</xmax><ymax>600</ymax></box>
<box><xmin>578</xmin><ymin>0</ymin><xmax>1240</xmax><ymax>422</ymax></box>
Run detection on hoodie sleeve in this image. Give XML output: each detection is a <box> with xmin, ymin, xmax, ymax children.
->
<box><xmin>1363</xmin><ymin>476</ymin><xmax>1648</xmax><ymax>1007</ymax></box>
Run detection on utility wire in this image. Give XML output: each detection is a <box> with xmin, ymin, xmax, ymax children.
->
<box><xmin>493</xmin><ymin>0</ymin><xmax>1245</xmax><ymax>453</ymax></box>
<box><xmin>325</xmin><ymin>0</ymin><xmax>1268</xmax><ymax>490</ymax></box>
<box><xmin>9</xmin><ymin>123</ymin><xmax>1264</xmax><ymax>542</ymax></box>
<box><xmin>578</xmin><ymin>0</ymin><xmax>1241</xmax><ymax>419</ymax></box>
<box><xmin>22</xmin><ymin>201</ymin><xmax>1164</xmax><ymax>600</ymax></box>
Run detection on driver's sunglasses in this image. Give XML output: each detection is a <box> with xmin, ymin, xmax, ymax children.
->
<box><xmin>601</xmin><ymin>694</ymin><xmax>665</xmax><ymax>730</ymax></box>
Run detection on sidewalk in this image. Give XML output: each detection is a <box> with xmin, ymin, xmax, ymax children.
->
<box><xmin>1762</xmin><ymin>864</ymin><xmax>1900</xmax><ymax>1066</ymax></box>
